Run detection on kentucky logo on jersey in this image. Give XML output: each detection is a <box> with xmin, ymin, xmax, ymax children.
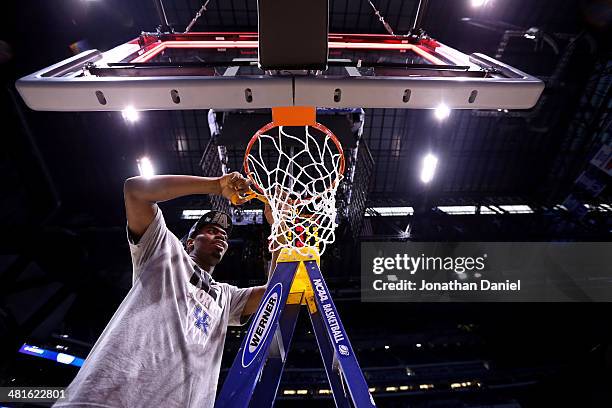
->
<box><xmin>193</xmin><ymin>305</ymin><xmax>211</xmax><ymax>335</ymax></box>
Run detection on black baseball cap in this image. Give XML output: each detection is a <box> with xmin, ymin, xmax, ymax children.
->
<box><xmin>182</xmin><ymin>210</ymin><xmax>233</xmax><ymax>246</ymax></box>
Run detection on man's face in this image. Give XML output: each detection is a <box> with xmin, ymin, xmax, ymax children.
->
<box><xmin>188</xmin><ymin>224</ymin><xmax>229</xmax><ymax>266</ymax></box>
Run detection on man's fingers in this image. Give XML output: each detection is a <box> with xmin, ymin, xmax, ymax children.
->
<box><xmin>226</xmin><ymin>172</ymin><xmax>244</xmax><ymax>184</ymax></box>
<box><xmin>234</xmin><ymin>179</ymin><xmax>249</xmax><ymax>188</ymax></box>
<box><xmin>228</xmin><ymin>173</ymin><xmax>250</xmax><ymax>190</ymax></box>
<box><xmin>239</xmin><ymin>177</ymin><xmax>252</xmax><ymax>188</ymax></box>
<box><xmin>227</xmin><ymin>173</ymin><xmax>239</xmax><ymax>185</ymax></box>
<box><xmin>235</xmin><ymin>186</ymin><xmax>250</xmax><ymax>196</ymax></box>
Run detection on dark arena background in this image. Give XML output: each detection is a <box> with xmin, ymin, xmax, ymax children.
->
<box><xmin>1</xmin><ymin>0</ymin><xmax>611</xmax><ymax>407</ymax></box>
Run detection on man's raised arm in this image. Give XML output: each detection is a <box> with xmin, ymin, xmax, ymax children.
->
<box><xmin>123</xmin><ymin>173</ymin><xmax>250</xmax><ymax>238</ymax></box>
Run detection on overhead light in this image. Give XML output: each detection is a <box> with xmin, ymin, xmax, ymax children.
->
<box><xmin>137</xmin><ymin>157</ymin><xmax>155</xmax><ymax>179</ymax></box>
<box><xmin>182</xmin><ymin>209</ymin><xmax>212</xmax><ymax>219</ymax></box>
<box><xmin>434</xmin><ymin>103</ymin><xmax>451</xmax><ymax>121</ymax></box>
<box><xmin>480</xmin><ymin>206</ymin><xmax>497</xmax><ymax>214</ymax></box>
<box><xmin>420</xmin><ymin>153</ymin><xmax>438</xmax><ymax>184</ymax></box>
<box><xmin>437</xmin><ymin>205</ymin><xmax>477</xmax><ymax>215</ymax></box>
<box><xmin>122</xmin><ymin>106</ymin><xmax>140</xmax><ymax>123</ymax></box>
<box><xmin>416</xmin><ymin>343</ymin><xmax>422</xmax><ymax>348</ymax></box>
<box><xmin>498</xmin><ymin>205</ymin><xmax>534</xmax><ymax>214</ymax></box>
<box><xmin>384</xmin><ymin>345</ymin><xmax>390</xmax><ymax>350</ymax></box>
<box><xmin>523</xmin><ymin>28</ymin><xmax>539</xmax><ymax>40</ymax></box>
<box><xmin>177</xmin><ymin>136</ymin><xmax>188</xmax><ymax>152</ymax></box>
<box><xmin>365</xmin><ymin>207</ymin><xmax>414</xmax><ymax>217</ymax></box>
<box><xmin>471</xmin><ymin>0</ymin><xmax>490</xmax><ymax>7</ymax></box>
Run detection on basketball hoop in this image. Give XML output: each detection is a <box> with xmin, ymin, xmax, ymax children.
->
<box><xmin>237</xmin><ymin>106</ymin><xmax>345</xmax><ymax>255</ymax></box>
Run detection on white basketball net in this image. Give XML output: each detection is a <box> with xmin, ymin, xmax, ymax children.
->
<box><xmin>246</xmin><ymin>125</ymin><xmax>344</xmax><ymax>256</ymax></box>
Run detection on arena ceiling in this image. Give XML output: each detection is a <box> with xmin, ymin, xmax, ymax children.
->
<box><xmin>4</xmin><ymin>0</ymin><xmax>609</xmax><ymax>233</ymax></box>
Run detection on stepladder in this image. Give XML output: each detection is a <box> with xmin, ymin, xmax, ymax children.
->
<box><xmin>215</xmin><ymin>247</ymin><xmax>376</xmax><ymax>407</ymax></box>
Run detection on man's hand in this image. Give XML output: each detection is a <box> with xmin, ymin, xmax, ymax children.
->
<box><xmin>219</xmin><ymin>172</ymin><xmax>251</xmax><ymax>205</ymax></box>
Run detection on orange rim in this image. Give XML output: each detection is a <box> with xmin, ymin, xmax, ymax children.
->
<box><xmin>243</xmin><ymin>109</ymin><xmax>345</xmax><ymax>204</ymax></box>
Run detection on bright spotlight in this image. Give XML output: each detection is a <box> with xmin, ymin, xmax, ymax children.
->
<box><xmin>420</xmin><ymin>153</ymin><xmax>438</xmax><ymax>184</ymax></box>
<box><xmin>137</xmin><ymin>157</ymin><xmax>155</xmax><ymax>179</ymax></box>
<box><xmin>434</xmin><ymin>103</ymin><xmax>451</xmax><ymax>121</ymax></box>
<box><xmin>122</xmin><ymin>106</ymin><xmax>140</xmax><ymax>123</ymax></box>
<box><xmin>471</xmin><ymin>0</ymin><xmax>490</xmax><ymax>7</ymax></box>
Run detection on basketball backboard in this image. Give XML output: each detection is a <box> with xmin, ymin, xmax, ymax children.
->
<box><xmin>16</xmin><ymin>32</ymin><xmax>543</xmax><ymax>112</ymax></box>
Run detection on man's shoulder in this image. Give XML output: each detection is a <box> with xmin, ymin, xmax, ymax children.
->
<box><xmin>210</xmin><ymin>280</ymin><xmax>232</xmax><ymax>292</ymax></box>
<box><xmin>210</xmin><ymin>280</ymin><xmax>246</xmax><ymax>301</ymax></box>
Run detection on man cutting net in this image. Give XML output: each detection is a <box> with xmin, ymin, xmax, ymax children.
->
<box><xmin>54</xmin><ymin>173</ymin><xmax>273</xmax><ymax>408</ymax></box>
